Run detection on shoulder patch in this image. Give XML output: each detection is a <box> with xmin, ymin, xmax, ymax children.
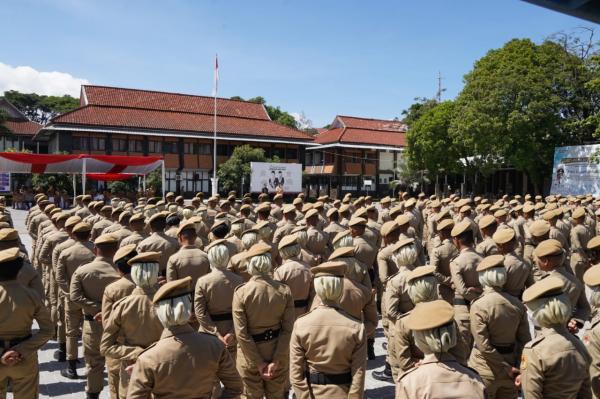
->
<box><xmin>524</xmin><ymin>335</ymin><xmax>545</xmax><ymax>349</ymax></box>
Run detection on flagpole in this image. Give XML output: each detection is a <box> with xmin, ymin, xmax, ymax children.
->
<box><xmin>211</xmin><ymin>54</ymin><xmax>219</xmax><ymax>196</ymax></box>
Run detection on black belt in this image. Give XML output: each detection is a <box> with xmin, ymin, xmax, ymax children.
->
<box><xmin>308</xmin><ymin>372</ymin><xmax>352</xmax><ymax>385</ymax></box>
<box><xmin>493</xmin><ymin>344</ymin><xmax>515</xmax><ymax>354</ymax></box>
<box><xmin>453</xmin><ymin>298</ymin><xmax>470</xmax><ymax>307</ymax></box>
<box><xmin>294</xmin><ymin>299</ymin><xmax>309</xmax><ymax>308</ymax></box>
<box><xmin>84</xmin><ymin>314</ymin><xmax>95</xmax><ymax>321</ymax></box>
<box><xmin>210</xmin><ymin>313</ymin><xmax>233</xmax><ymax>321</ymax></box>
<box><xmin>252</xmin><ymin>328</ymin><xmax>280</xmax><ymax>342</ymax></box>
<box><xmin>0</xmin><ymin>334</ymin><xmax>32</xmax><ymax>350</ymax></box>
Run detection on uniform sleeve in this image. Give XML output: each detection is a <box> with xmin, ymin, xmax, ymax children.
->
<box><xmin>450</xmin><ymin>261</ymin><xmax>477</xmax><ymax>301</ymax></box>
<box><xmin>470</xmin><ymin>306</ymin><xmax>511</xmax><ymax>376</ymax></box>
<box><xmin>55</xmin><ymin>252</ymin><xmax>69</xmax><ymax>295</ymax></box>
<box><xmin>70</xmin><ymin>271</ymin><xmax>97</xmax><ymax>315</ymax></box>
<box><xmin>515</xmin><ymin>307</ymin><xmax>532</xmax><ymax>354</ymax></box>
<box><xmin>394</xmin><ymin>319</ymin><xmax>419</xmax><ymax>372</ymax></box>
<box><xmin>13</xmin><ymin>293</ymin><xmax>53</xmax><ymax>358</ymax></box>
<box><xmin>430</xmin><ymin>247</ymin><xmax>452</xmax><ymax>287</ymax></box>
<box><xmin>194</xmin><ymin>281</ymin><xmax>218</xmax><ymax>336</ymax></box>
<box><xmin>217</xmin><ymin>345</ymin><xmax>243</xmax><ymax>399</ymax></box>
<box><xmin>385</xmin><ymin>279</ymin><xmax>402</xmax><ymax>321</ymax></box>
<box><xmin>38</xmin><ymin>237</ymin><xmax>54</xmax><ymax>266</ymax></box>
<box><xmin>590</xmin><ymin>328</ymin><xmax>600</xmax><ymax>398</ymax></box>
<box><xmin>377</xmin><ymin>252</ymin><xmax>392</xmax><ymax>284</ymax></box>
<box><xmin>521</xmin><ymin>347</ymin><xmax>544</xmax><ymax>399</ymax></box>
<box><xmin>574</xmin><ymin>287</ymin><xmax>592</xmax><ymax>325</ymax></box>
<box><xmin>349</xmin><ymin>323</ymin><xmax>367</xmax><ymax>399</ymax></box>
<box><xmin>232</xmin><ymin>289</ymin><xmax>264</xmax><ymax>369</ymax></box>
<box><xmin>289</xmin><ymin>327</ymin><xmax>310</xmax><ymax>399</ymax></box>
<box><xmin>100</xmin><ymin>303</ymin><xmax>144</xmax><ymax>361</ymax></box>
<box><xmin>28</xmin><ymin>268</ymin><xmax>44</xmax><ymax>299</ymax></box>
<box><xmin>273</xmin><ymin>289</ymin><xmax>295</xmax><ymax>366</ymax></box>
<box><xmin>165</xmin><ymin>255</ymin><xmax>178</xmax><ymax>282</ymax></box>
<box><xmin>126</xmin><ymin>356</ymin><xmax>155</xmax><ymax>399</ymax></box>
<box><xmin>362</xmin><ymin>289</ymin><xmax>378</xmax><ymax>338</ymax></box>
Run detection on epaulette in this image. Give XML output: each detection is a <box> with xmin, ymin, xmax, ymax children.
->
<box><xmin>524</xmin><ymin>334</ymin><xmax>545</xmax><ymax>349</ymax></box>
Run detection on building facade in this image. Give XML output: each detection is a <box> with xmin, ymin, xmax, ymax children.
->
<box><xmin>0</xmin><ymin>98</ymin><xmax>42</xmax><ymax>153</ymax></box>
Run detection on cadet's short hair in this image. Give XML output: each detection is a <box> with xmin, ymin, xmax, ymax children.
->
<box><xmin>211</xmin><ymin>223</ymin><xmax>230</xmax><ymax>239</ymax></box>
<box><xmin>73</xmin><ymin>230</ymin><xmax>91</xmax><ymax>241</ymax></box>
<box><xmin>0</xmin><ymin>257</ymin><xmax>24</xmax><ymax>281</ymax></box>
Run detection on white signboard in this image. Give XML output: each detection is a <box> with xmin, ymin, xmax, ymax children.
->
<box><xmin>550</xmin><ymin>144</ymin><xmax>600</xmax><ymax>196</ymax></box>
<box><xmin>0</xmin><ymin>173</ymin><xmax>10</xmax><ymax>192</ymax></box>
<box><xmin>250</xmin><ymin>162</ymin><xmax>302</xmax><ymax>193</ymax></box>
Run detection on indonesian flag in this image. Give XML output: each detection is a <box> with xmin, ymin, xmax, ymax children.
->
<box><xmin>213</xmin><ymin>54</ymin><xmax>219</xmax><ymax>97</ymax></box>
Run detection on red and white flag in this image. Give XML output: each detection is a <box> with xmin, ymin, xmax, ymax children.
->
<box><xmin>213</xmin><ymin>54</ymin><xmax>219</xmax><ymax>97</ymax></box>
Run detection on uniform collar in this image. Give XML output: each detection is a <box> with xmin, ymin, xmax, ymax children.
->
<box><xmin>94</xmin><ymin>256</ymin><xmax>113</xmax><ymax>264</ymax></box>
<box><xmin>161</xmin><ymin>324</ymin><xmax>195</xmax><ymax>340</ymax></box>
<box><xmin>181</xmin><ymin>244</ymin><xmax>196</xmax><ymax>250</ymax></box>
<box><xmin>540</xmin><ymin>325</ymin><xmax>569</xmax><ymax>336</ymax></box>
<box><xmin>421</xmin><ymin>352</ymin><xmax>457</xmax><ymax>364</ymax></box>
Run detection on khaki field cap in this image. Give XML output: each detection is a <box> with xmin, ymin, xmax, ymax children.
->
<box><xmin>326</xmin><ymin>208</ymin><xmax>339</xmax><ymax>218</ymax></box>
<box><xmin>451</xmin><ymin>220</ymin><xmax>471</xmax><ymax>237</ymax></box>
<box><xmin>0</xmin><ymin>228</ymin><xmax>18</xmax><ymax>242</ymax></box>
<box><xmin>405</xmin><ymin>300</ymin><xmax>454</xmax><ymax>331</ymax></box>
<box><xmin>395</xmin><ymin>214</ymin><xmax>411</xmax><ymax>227</ymax></box>
<box><xmin>406</xmin><ymin>265</ymin><xmax>436</xmax><ymax>284</ymax></box>
<box><xmin>94</xmin><ymin>233</ymin><xmax>118</xmax><ymax>245</ymax></box>
<box><xmin>459</xmin><ymin>205</ymin><xmax>471</xmax><ymax>214</ymax></box>
<box><xmin>584</xmin><ymin>265</ymin><xmax>600</xmax><ymax>286</ymax></box>
<box><xmin>332</xmin><ymin>230</ymin><xmax>351</xmax><ymax>245</ymax></box>
<box><xmin>533</xmin><ymin>239</ymin><xmax>563</xmax><ymax>258</ymax></box>
<box><xmin>301</xmin><ymin>203</ymin><xmax>313</xmax><ymax>213</ymax></box>
<box><xmin>205</xmin><ymin>239</ymin><xmax>227</xmax><ymax>252</ymax></box>
<box><xmin>493</xmin><ymin>209</ymin><xmax>507</xmax><ymax>218</ymax></box>
<box><xmin>130</xmin><ymin>213</ymin><xmax>145</xmax><ymax>223</ymax></box>
<box><xmin>522</xmin><ymin>276</ymin><xmax>564</xmax><ymax>303</ymax></box>
<box><xmin>572</xmin><ymin>207</ymin><xmax>586</xmax><ymax>219</ymax></box>
<box><xmin>311</xmin><ymin>261</ymin><xmax>346</xmax><ymax>277</ymax></box>
<box><xmin>305</xmin><ymin>209</ymin><xmax>319</xmax><ymax>220</ymax></box>
<box><xmin>392</xmin><ymin>237</ymin><xmax>415</xmax><ymax>252</ymax></box>
<box><xmin>348</xmin><ymin>217</ymin><xmax>367</xmax><ymax>228</ymax></box>
<box><xmin>437</xmin><ymin>219</ymin><xmax>455</xmax><ymax>232</ymax></box>
<box><xmin>522</xmin><ymin>203</ymin><xmax>535</xmax><ymax>214</ymax></box>
<box><xmin>329</xmin><ymin>246</ymin><xmax>355</xmax><ymax>261</ymax></box>
<box><xmin>211</xmin><ymin>219</ymin><xmax>229</xmax><ymax>232</ymax></box>
<box><xmin>72</xmin><ymin>222</ymin><xmax>92</xmax><ymax>233</ymax></box>
<box><xmin>283</xmin><ymin>205</ymin><xmax>296</xmax><ymax>214</ymax></box>
<box><xmin>529</xmin><ymin>220</ymin><xmax>551</xmax><ymax>238</ymax></box>
<box><xmin>381</xmin><ymin>221</ymin><xmax>399</xmax><ymax>237</ymax></box>
<box><xmin>113</xmin><ymin>244</ymin><xmax>137</xmax><ymax>263</ymax></box>
<box><xmin>404</xmin><ymin>198</ymin><xmax>416</xmax><ymax>208</ymax></box>
<box><xmin>477</xmin><ymin>254</ymin><xmax>504</xmax><ymax>272</ymax></box>
<box><xmin>244</xmin><ymin>242</ymin><xmax>272</xmax><ymax>259</ymax></box>
<box><xmin>278</xmin><ymin>235</ymin><xmax>298</xmax><ymax>251</ymax></box>
<box><xmin>478</xmin><ymin>215</ymin><xmax>496</xmax><ymax>230</ymax></box>
<box><xmin>128</xmin><ymin>251</ymin><xmax>161</xmax><ymax>265</ymax></box>
<box><xmin>380</xmin><ymin>196</ymin><xmax>391</xmax><ymax>205</ymax></box>
<box><xmin>153</xmin><ymin>276</ymin><xmax>193</xmax><ymax>304</ymax></box>
<box><xmin>587</xmin><ymin>236</ymin><xmax>600</xmax><ymax>251</ymax></box>
<box><xmin>149</xmin><ymin>212</ymin><xmax>167</xmax><ymax>224</ymax></box>
<box><xmin>255</xmin><ymin>203</ymin><xmax>271</xmax><ymax>213</ymax></box>
<box><xmin>177</xmin><ymin>221</ymin><xmax>196</xmax><ymax>236</ymax></box>
<box><xmin>0</xmin><ymin>247</ymin><xmax>21</xmax><ymax>264</ymax></box>
<box><xmin>493</xmin><ymin>228</ymin><xmax>515</xmax><ymax>245</ymax></box>
<box><xmin>293</xmin><ymin>198</ymin><xmax>303</xmax><ymax>206</ymax></box>
<box><xmin>65</xmin><ymin>216</ymin><xmax>82</xmax><ymax>229</ymax></box>
<box><xmin>542</xmin><ymin>210</ymin><xmax>558</xmax><ymax>222</ymax></box>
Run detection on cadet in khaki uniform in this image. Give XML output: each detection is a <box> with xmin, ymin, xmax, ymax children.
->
<box><xmin>375</xmin><ymin>221</ymin><xmax>400</xmax><ymax>313</ymax></box>
<box><xmin>166</xmin><ymin>221</ymin><xmax>210</xmax><ymax>287</ymax></box>
<box><xmin>101</xmin><ymin>252</ymin><xmax>163</xmax><ymax>398</ymax></box>
<box><xmin>290</xmin><ymin>261</ymin><xmax>367</xmax><ymax>398</ymax></box>
<box><xmin>0</xmin><ymin>228</ymin><xmax>43</xmax><ymax>300</ymax></box>
<box><xmin>0</xmin><ymin>248</ymin><xmax>53</xmax><ymax>399</ymax></box>
<box><xmin>396</xmin><ymin>300</ymin><xmax>486</xmax><ymax>399</ymax></box>
<box><xmin>468</xmin><ymin>255</ymin><xmax>530</xmax><ymax>398</ymax></box>
<box><xmin>274</xmin><ymin>235</ymin><xmax>312</xmax><ymax>317</ymax></box>
<box><xmin>101</xmin><ymin>243</ymin><xmax>138</xmax><ymax>397</ymax></box>
<box><xmin>272</xmin><ymin>205</ymin><xmax>297</xmax><ymax>247</ymax></box>
<box><xmin>90</xmin><ymin>206</ymin><xmax>113</xmax><ymax>241</ymax></box>
<box><xmin>349</xmin><ymin>218</ymin><xmax>377</xmax><ymax>272</ymax></box>
<box><xmin>56</xmin><ymin>221</ymin><xmax>96</xmax><ymax>379</ymax></box>
<box><xmin>127</xmin><ymin>277</ymin><xmax>243</xmax><ymax>398</ymax></box>
<box><xmin>429</xmin><ymin>219</ymin><xmax>459</xmax><ymax>303</ymax></box>
<box><xmin>70</xmin><ymin>233</ymin><xmax>121</xmax><ymax>398</ymax></box>
<box><xmin>229</xmin><ymin>229</ymin><xmax>259</xmax><ymax>282</ymax></box>
<box><xmin>137</xmin><ymin>212</ymin><xmax>179</xmax><ymax>277</ymax></box>
<box><xmin>119</xmin><ymin>213</ymin><xmax>147</xmax><ymax>248</ymax></box>
<box><xmin>520</xmin><ymin>276</ymin><xmax>592</xmax><ymax>398</ymax></box>
<box><xmin>476</xmin><ymin>215</ymin><xmax>499</xmax><ymax>257</ymax></box>
<box><xmin>571</xmin><ymin>207</ymin><xmax>593</xmax><ymax>282</ymax></box>
<box><xmin>232</xmin><ymin>242</ymin><xmax>295</xmax><ymax>398</ymax></box>
<box><xmin>583</xmin><ymin>265</ymin><xmax>600</xmax><ymax>398</ymax></box>
<box><xmin>305</xmin><ymin>209</ymin><xmax>329</xmax><ymax>262</ymax></box>
<box><xmin>493</xmin><ymin>228</ymin><xmax>534</xmax><ymax>298</ymax></box>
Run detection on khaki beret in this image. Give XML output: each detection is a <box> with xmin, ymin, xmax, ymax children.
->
<box><xmin>493</xmin><ymin>228</ymin><xmax>515</xmax><ymax>245</ymax></box>
<box><xmin>352</xmin><ymin>198</ymin><xmax>364</xmax><ymax>207</ymax></box>
<box><xmin>313</xmin><ymin>201</ymin><xmax>324</xmax><ymax>210</ymax></box>
<box><xmin>478</xmin><ymin>215</ymin><xmax>496</xmax><ymax>230</ymax></box>
<box><xmin>534</xmin><ymin>202</ymin><xmax>545</xmax><ymax>211</ymax></box>
<box><xmin>477</xmin><ymin>254</ymin><xmax>504</xmax><ymax>272</ymax></box>
<box><xmin>205</xmin><ymin>238</ymin><xmax>228</xmax><ymax>252</ymax></box>
<box><xmin>437</xmin><ymin>218</ymin><xmax>455</xmax><ymax>232</ymax></box>
<box><xmin>493</xmin><ymin>209</ymin><xmax>507</xmax><ymax>218</ymax></box>
<box><xmin>406</xmin><ymin>265</ymin><xmax>436</xmax><ymax>284</ymax></box>
<box><xmin>587</xmin><ymin>236</ymin><xmax>600</xmax><ymax>251</ymax></box>
<box><xmin>395</xmin><ymin>214</ymin><xmax>411</xmax><ymax>227</ymax></box>
<box><xmin>389</xmin><ymin>206</ymin><xmax>403</xmax><ymax>219</ymax></box>
<box><xmin>128</xmin><ymin>251</ymin><xmax>161</xmax><ymax>265</ymax></box>
<box><xmin>278</xmin><ymin>235</ymin><xmax>298</xmax><ymax>250</ymax></box>
<box><xmin>348</xmin><ymin>217</ymin><xmax>367</xmax><ymax>227</ymax></box>
<box><xmin>584</xmin><ymin>264</ymin><xmax>600</xmax><ymax>287</ymax></box>
<box><xmin>211</xmin><ymin>219</ymin><xmax>229</xmax><ymax>231</ymax></box>
<box><xmin>72</xmin><ymin>222</ymin><xmax>92</xmax><ymax>233</ymax></box>
<box><xmin>311</xmin><ymin>261</ymin><xmax>346</xmax><ymax>278</ymax></box>
<box><xmin>326</xmin><ymin>208</ymin><xmax>339</xmax><ymax>218</ymax></box>
<box><xmin>329</xmin><ymin>246</ymin><xmax>355</xmax><ymax>261</ymax></box>
<box><xmin>65</xmin><ymin>216</ymin><xmax>82</xmax><ymax>229</ymax></box>
<box><xmin>404</xmin><ymin>198</ymin><xmax>416</xmax><ymax>208</ymax></box>
<box><xmin>273</xmin><ymin>194</ymin><xmax>283</xmax><ymax>200</ymax></box>
<box><xmin>0</xmin><ymin>228</ymin><xmax>18</xmax><ymax>242</ymax></box>
<box><xmin>459</xmin><ymin>205</ymin><xmax>471</xmax><ymax>214</ymax></box>
<box><xmin>0</xmin><ymin>247</ymin><xmax>21</xmax><ymax>264</ymax></box>
<box><xmin>353</xmin><ymin>207</ymin><xmax>366</xmax><ymax>218</ymax></box>
<box><xmin>529</xmin><ymin>220</ymin><xmax>550</xmax><ymax>238</ymax></box>
<box><xmin>305</xmin><ymin>209</ymin><xmax>319</xmax><ymax>219</ymax></box>
<box><xmin>113</xmin><ymin>244</ymin><xmax>137</xmax><ymax>263</ymax></box>
<box><xmin>291</xmin><ymin>225</ymin><xmax>307</xmax><ymax>234</ymax></box>
<box><xmin>451</xmin><ymin>220</ymin><xmax>471</xmax><ymax>237</ymax></box>
<box><xmin>149</xmin><ymin>212</ymin><xmax>167</xmax><ymax>224</ymax></box>
<box><xmin>572</xmin><ymin>207</ymin><xmax>586</xmax><ymax>219</ymax></box>
<box><xmin>392</xmin><ymin>237</ymin><xmax>415</xmax><ymax>252</ymax></box>
<box><xmin>301</xmin><ymin>204</ymin><xmax>313</xmax><ymax>214</ymax></box>
<box><xmin>533</xmin><ymin>239</ymin><xmax>563</xmax><ymax>258</ymax></box>
<box><xmin>94</xmin><ymin>233</ymin><xmax>118</xmax><ymax>245</ymax></box>
<box><xmin>130</xmin><ymin>213</ymin><xmax>145</xmax><ymax>223</ymax></box>
<box><xmin>339</xmin><ymin>204</ymin><xmax>351</xmax><ymax>214</ymax></box>
<box><xmin>380</xmin><ymin>197</ymin><xmax>391</xmax><ymax>205</ymax></box>
<box><xmin>240</xmin><ymin>204</ymin><xmax>252</xmax><ymax>212</ymax></box>
<box><xmin>177</xmin><ymin>221</ymin><xmax>197</xmax><ymax>236</ymax></box>
<box><xmin>522</xmin><ymin>276</ymin><xmax>564</xmax><ymax>303</ymax></box>
<box><xmin>332</xmin><ymin>230</ymin><xmax>351</xmax><ymax>245</ymax></box>
<box><xmin>245</xmin><ymin>242</ymin><xmax>273</xmax><ymax>259</ymax></box>
<box><xmin>153</xmin><ymin>276</ymin><xmax>193</xmax><ymax>304</ymax></box>
<box><xmin>293</xmin><ymin>198</ymin><xmax>303</xmax><ymax>206</ymax></box>
<box><xmin>522</xmin><ymin>204</ymin><xmax>535</xmax><ymax>214</ymax></box>
<box><xmin>381</xmin><ymin>221</ymin><xmax>399</xmax><ymax>237</ymax></box>
<box><xmin>405</xmin><ymin>300</ymin><xmax>454</xmax><ymax>331</ymax></box>
<box><xmin>283</xmin><ymin>205</ymin><xmax>296</xmax><ymax>214</ymax></box>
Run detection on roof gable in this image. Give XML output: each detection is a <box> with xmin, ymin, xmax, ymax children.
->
<box><xmin>315</xmin><ymin>115</ymin><xmax>406</xmax><ymax>147</ymax></box>
<box><xmin>336</xmin><ymin>115</ymin><xmax>407</xmax><ymax>132</ymax></box>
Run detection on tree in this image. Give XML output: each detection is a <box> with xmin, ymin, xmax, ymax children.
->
<box><xmin>3</xmin><ymin>90</ymin><xmax>80</xmax><ymax>124</ymax></box>
<box><xmin>217</xmin><ymin>145</ymin><xmax>280</xmax><ymax>193</ymax></box>
<box><xmin>108</xmin><ymin>180</ymin><xmax>136</xmax><ymax>195</ymax></box>
<box><xmin>231</xmin><ymin>95</ymin><xmax>298</xmax><ymax>129</ymax></box>
<box><xmin>401</xmin><ymin>97</ymin><xmax>438</xmax><ymax>127</ymax></box>
<box><xmin>32</xmin><ymin>174</ymin><xmax>73</xmax><ymax>193</ymax></box>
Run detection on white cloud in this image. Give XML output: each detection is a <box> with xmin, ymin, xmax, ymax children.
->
<box><xmin>291</xmin><ymin>111</ymin><xmax>313</xmax><ymax>130</ymax></box>
<box><xmin>0</xmin><ymin>62</ymin><xmax>88</xmax><ymax>97</ymax></box>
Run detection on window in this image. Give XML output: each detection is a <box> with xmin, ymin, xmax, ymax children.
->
<box><xmin>198</xmin><ymin>144</ymin><xmax>211</xmax><ymax>155</ymax></box>
<box><xmin>286</xmin><ymin>148</ymin><xmax>298</xmax><ymax>160</ymax></box>
<box><xmin>113</xmin><ymin>138</ymin><xmax>127</xmax><ymax>152</ymax></box>
<box><xmin>163</xmin><ymin>142</ymin><xmax>178</xmax><ymax>154</ymax></box>
<box><xmin>128</xmin><ymin>140</ymin><xmax>143</xmax><ymax>152</ymax></box>
<box><xmin>184</xmin><ymin>142</ymin><xmax>196</xmax><ymax>154</ymax></box>
<box><xmin>271</xmin><ymin>147</ymin><xmax>285</xmax><ymax>159</ymax></box>
<box><xmin>90</xmin><ymin>137</ymin><xmax>105</xmax><ymax>151</ymax></box>
<box><xmin>148</xmin><ymin>140</ymin><xmax>161</xmax><ymax>153</ymax></box>
<box><xmin>72</xmin><ymin>136</ymin><xmax>89</xmax><ymax>151</ymax></box>
<box><xmin>217</xmin><ymin>144</ymin><xmax>231</xmax><ymax>156</ymax></box>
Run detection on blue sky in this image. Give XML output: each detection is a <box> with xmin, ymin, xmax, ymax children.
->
<box><xmin>0</xmin><ymin>0</ymin><xmax>589</xmax><ymax>127</ymax></box>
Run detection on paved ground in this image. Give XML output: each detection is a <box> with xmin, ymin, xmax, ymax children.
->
<box><xmin>9</xmin><ymin>208</ymin><xmax>394</xmax><ymax>398</ymax></box>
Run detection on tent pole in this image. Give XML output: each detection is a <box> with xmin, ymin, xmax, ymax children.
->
<box><xmin>82</xmin><ymin>158</ymin><xmax>87</xmax><ymax>195</ymax></box>
<box><xmin>143</xmin><ymin>175</ymin><xmax>146</xmax><ymax>194</ymax></box>
<box><xmin>161</xmin><ymin>160</ymin><xmax>166</xmax><ymax>199</ymax></box>
<box><xmin>72</xmin><ymin>174</ymin><xmax>76</xmax><ymax>198</ymax></box>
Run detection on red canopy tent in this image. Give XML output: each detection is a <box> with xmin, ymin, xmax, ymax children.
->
<box><xmin>0</xmin><ymin>152</ymin><xmax>165</xmax><ymax>196</ymax></box>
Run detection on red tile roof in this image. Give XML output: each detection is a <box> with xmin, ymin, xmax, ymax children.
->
<box><xmin>3</xmin><ymin>119</ymin><xmax>41</xmax><ymax>136</ymax></box>
<box><xmin>83</xmin><ymin>85</ymin><xmax>270</xmax><ymax>120</ymax></box>
<box><xmin>314</xmin><ymin>115</ymin><xmax>406</xmax><ymax>147</ymax></box>
<box><xmin>51</xmin><ymin>105</ymin><xmax>313</xmax><ymax>141</ymax></box>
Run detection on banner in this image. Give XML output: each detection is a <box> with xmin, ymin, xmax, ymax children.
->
<box><xmin>250</xmin><ymin>162</ymin><xmax>302</xmax><ymax>193</ymax></box>
<box><xmin>550</xmin><ymin>144</ymin><xmax>600</xmax><ymax>196</ymax></box>
<box><xmin>0</xmin><ymin>173</ymin><xmax>10</xmax><ymax>192</ymax></box>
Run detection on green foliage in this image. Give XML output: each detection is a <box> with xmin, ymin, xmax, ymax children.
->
<box><xmin>145</xmin><ymin>169</ymin><xmax>162</xmax><ymax>196</ymax></box>
<box><xmin>3</xmin><ymin>90</ymin><xmax>80</xmax><ymax>124</ymax></box>
<box><xmin>401</xmin><ymin>97</ymin><xmax>439</xmax><ymax>127</ymax></box>
<box><xmin>217</xmin><ymin>145</ymin><xmax>280</xmax><ymax>192</ymax></box>
<box><xmin>231</xmin><ymin>95</ymin><xmax>298</xmax><ymax>129</ymax></box>
<box><xmin>32</xmin><ymin>174</ymin><xmax>73</xmax><ymax>192</ymax></box>
<box><xmin>107</xmin><ymin>180</ymin><xmax>136</xmax><ymax>195</ymax></box>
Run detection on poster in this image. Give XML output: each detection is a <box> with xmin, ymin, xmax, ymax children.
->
<box><xmin>550</xmin><ymin>144</ymin><xmax>600</xmax><ymax>196</ymax></box>
<box><xmin>0</xmin><ymin>173</ymin><xmax>10</xmax><ymax>192</ymax></box>
<box><xmin>250</xmin><ymin>162</ymin><xmax>302</xmax><ymax>193</ymax></box>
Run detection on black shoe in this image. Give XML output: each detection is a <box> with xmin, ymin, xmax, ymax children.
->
<box><xmin>60</xmin><ymin>360</ymin><xmax>80</xmax><ymax>380</ymax></box>
<box><xmin>53</xmin><ymin>343</ymin><xmax>66</xmax><ymax>362</ymax></box>
<box><xmin>382</xmin><ymin>342</ymin><xmax>388</xmax><ymax>351</ymax></box>
<box><xmin>371</xmin><ymin>362</ymin><xmax>394</xmax><ymax>383</ymax></box>
<box><xmin>86</xmin><ymin>393</ymin><xmax>100</xmax><ymax>399</ymax></box>
<box><xmin>367</xmin><ymin>338</ymin><xmax>376</xmax><ymax>360</ymax></box>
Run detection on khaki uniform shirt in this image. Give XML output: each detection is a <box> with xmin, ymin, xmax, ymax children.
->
<box><xmin>306</xmin><ymin>226</ymin><xmax>329</xmax><ymax>259</ymax></box>
<box><xmin>228</xmin><ymin>250</ymin><xmax>251</xmax><ymax>281</ymax></box>
<box><xmin>76</xmin><ymin>206</ymin><xmax>92</xmax><ymax>220</ymax></box>
<box><xmin>91</xmin><ymin>217</ymin><xmax>113</xmax><ymax>241</ymax></box>
<box><xmin>290</xmin><ymin>305</ymin><xmax>367</xmax><ymax>399</ymax></box>
<box><xmin>17</xmin><ymin>258</ymin><xmax>44</xmax><ymax>299</ymax></box>
<box><xmin>377</xmin><ymin>244</ymin><xmax>398</xmax><ymax>285</ymax></box>
<box><xmin>56</xmin><ymin>241</ymin><xmax>95</xmax><ymax>296</ymax></box>
<box><xmin>273</xmin><ymin>259</ymin><xmax>312</xmax><ymax>317</ymax></box>
<box><xmin>450</xmin><ymin>247</ymin><xmax>482</xmax><ymax>302</ymax></box>
<box><xmin>584</xmin><ymin>314</ymin><xmax>600</xmax><ymax>398</ymax></box>
<box><xmin>102</xmin><ymin>276</ymin><xmax>136</xmax><ymax>326</ymax></box>
<box><xmin>550</xmin><ymin>267</ymin><xmax>591</xmax><ymax>325</ymax></box>
<box><xmin>503</xmin><ymin>251</ymin><xmax>534</xmax><ymax>298</ymax></box>
<box><xmin>166</xmin><ymin>245</ymin><xmax>210</xmax><ymax>287</ymax></box>
<box><xmin>354</xmin><ymin>236</ymin><xmax>377</xmax><ymax>269</ymax></box>
<box><xmin>429</xmin><ymin>238</ymin><xmax>459</xmax><ymax>302</ymax></box>
<box><xmin>273</xmin><ymin>221</ymin><xmax>296</xmax><ymax>247</ymax></box>
<box><xmin>521</xmin><ymin>326</ymin><xmax>592</xmax><ymax>399</ymax></box>
<box><xmin>396</xmin><ymin>353</ymin><xmax>486</xmax><ymax>399</ymax></box>
<box><xmin>127</xmin><ymin>324</ymin><xmax>242</xmax><ymax>399</ymax></box>
<box><xmin>137</xmin><ymin>232</ymin><xmax>180</xmax><ymax>274</ymax></box>
<box><xmin>119</xmin><ymin>231</ymin><xmax>147</xmax><ymax>248</ymax></box>
<box><xmin>475</xmin><ymin>237</ymin><xmax>498</xmax><ymax>257</ymax></box>
<box><xmin>38</xmin><ymin>229</ymin><xmax>69</xmax><ymax>268</ymax></box>
<box><xmin>323</xmin><ymin>222</ymin><xmax>346</xmax><ymax>250</ymax></box>
<box><xmin>70</xmin><ymin>256</ymin><xmax>120</xmax><ymax>317</ymax></box>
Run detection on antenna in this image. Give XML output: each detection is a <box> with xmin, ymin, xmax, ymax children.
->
<box><xmin>436</xmin><ymin>71</ymin><xmax>445</xmax><ymax>102</ymax></box>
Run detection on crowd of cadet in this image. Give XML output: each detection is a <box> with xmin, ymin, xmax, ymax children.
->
<box><xmin>2</xmin><ymin>189</ymin><xmax>600</xmax><ymax>398</ymax></box>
